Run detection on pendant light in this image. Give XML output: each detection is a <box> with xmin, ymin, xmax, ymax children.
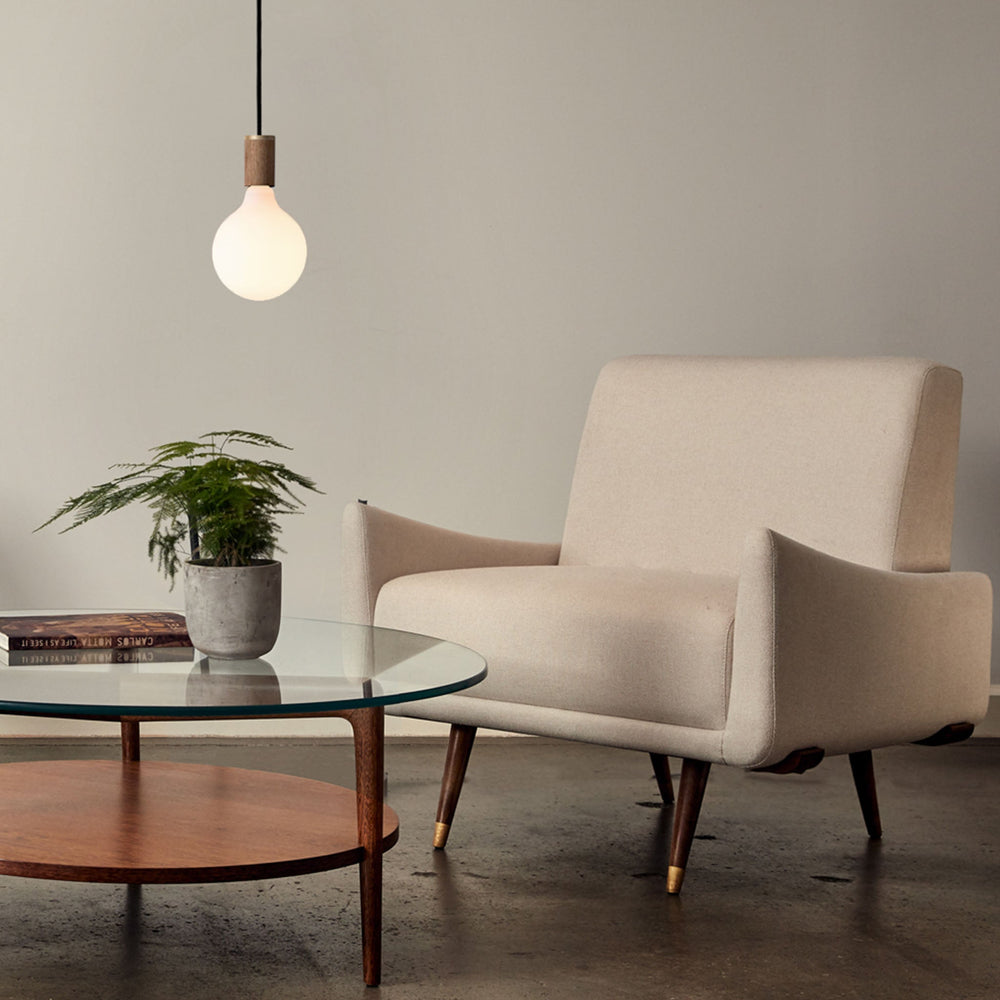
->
<box><xmin>212</xmin><ymin>0</ymin><xmax>307</xmax><ymax>301</ymax></box>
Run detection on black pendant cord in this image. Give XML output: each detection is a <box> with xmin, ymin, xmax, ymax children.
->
<box><xmin>256</xmin><ymin>0</ymin><xmax>262</xmax><ymax>135</ymax></box>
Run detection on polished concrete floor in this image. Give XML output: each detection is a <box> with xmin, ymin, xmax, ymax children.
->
<box><xmin>0</xmin><ymin>730</ymin><xmax>996</xmax><ymax>1000</ymax></box>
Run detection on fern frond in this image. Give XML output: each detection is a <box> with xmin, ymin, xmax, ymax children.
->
<box><xmin>37</xmin><ymin>431</ymin><xmax>322</xmax><ymax>587</ymax></box>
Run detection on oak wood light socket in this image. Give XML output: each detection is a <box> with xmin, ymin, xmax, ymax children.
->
<box><xmin>244</xmin><ymin>134</ymin><xmax>276</xmax><ymax>186</ymax></box>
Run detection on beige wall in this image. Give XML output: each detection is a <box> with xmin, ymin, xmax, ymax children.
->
<box><xmin>2</xmin><ymin>1</ymin><xmax>998</xmax><ymax>736</ymax></box>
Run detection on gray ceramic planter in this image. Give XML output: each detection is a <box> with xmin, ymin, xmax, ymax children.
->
<box><xmin>183</xmin><ymin>560</ymin><xmax>282</xmax><ymax>660</ymax></box>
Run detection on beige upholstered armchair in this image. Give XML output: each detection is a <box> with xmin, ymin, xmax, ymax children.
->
<box><xmin>342</xmin><ymin>356</ymin><xmax>993</xmax><ymax>893</ymax></box>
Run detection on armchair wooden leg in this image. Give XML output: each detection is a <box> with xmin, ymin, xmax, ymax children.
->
<box><xmin>649</xmin><ymin>753</ymin><xmax>674</xmax><ymax>804</ymax></box>
<box><xmin>434</xmin><ymin>724</ymin><xmax>477</xmax><ymax>849</ymax></box>
<box><xmin>849</xmin><ymin>750</ymin><xmax>882</xmax><ymax>840</ymax></box>
<box><xmin>667</xmin><ymin>758</ymin><xmax>712</xmax><ymax>895</ymax></box>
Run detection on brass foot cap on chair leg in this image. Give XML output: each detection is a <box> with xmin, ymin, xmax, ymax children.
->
<box><xmin>667</xmin><ymin>865</ymin><xmax>685</xmax><ymax>895</ymax></box>
<box><xmin>433</xmin><ymin>821</ymin><xmax>450</xmax><ymax>849</ymax></box>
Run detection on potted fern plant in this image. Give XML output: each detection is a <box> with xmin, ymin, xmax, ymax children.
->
<box><xmin>37</xmin><ymin>430</ymin><xmax>322</xmax><ymax>659</ymax></box>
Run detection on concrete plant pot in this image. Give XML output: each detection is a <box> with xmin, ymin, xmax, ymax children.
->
<box><xmin>183</xmin><ymin>560</ymin><xmax>282</xmax><ymax>660</ymax></box>
<box><xmin>185</xmin><ymin>657</ymin><xmax>281</xmax><ymax>707</ymax></box>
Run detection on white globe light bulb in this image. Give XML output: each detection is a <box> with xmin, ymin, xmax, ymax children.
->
<box><xmin>212</xmin><ymin>185</ymin><xmax>307</xmax><ymax>301</ymax></box>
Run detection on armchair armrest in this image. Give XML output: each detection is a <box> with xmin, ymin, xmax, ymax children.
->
<box><xmin>723</xmin><ymin>528</ymin><xmax>993</xmax><ymax>768</ymax></box>
<box><xmin>342</xmin><ymin>501</ymin><xmax>561</xmax><ymax>625</ymax></box>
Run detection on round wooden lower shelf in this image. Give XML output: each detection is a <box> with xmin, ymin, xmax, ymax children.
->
<box><xmin>0</xmin><ymin>760</ymin><xmax>399</xmax><ymax>884</ymax></box>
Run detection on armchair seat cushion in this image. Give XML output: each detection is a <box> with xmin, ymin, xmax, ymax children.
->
<box><xmin>375</xmin><ymin>565</ymin><xmax>737</xmax><ymax>730</ymax></box>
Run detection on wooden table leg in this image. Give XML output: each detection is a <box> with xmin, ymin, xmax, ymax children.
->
<box><xmin>121</xmin><ymin>719</ymin><xmax>141</xmax><ymax>763</ymax></box>
<box><xmin>347</xmin><ymin>706</ymin><xmax>385</xmax><ymax>987</ymax></box>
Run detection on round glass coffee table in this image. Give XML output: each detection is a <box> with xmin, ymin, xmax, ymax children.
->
<box><xmin>0</xmin><ymin>614</ymin><xmax>486</xmax><ymax>986</ymax></box>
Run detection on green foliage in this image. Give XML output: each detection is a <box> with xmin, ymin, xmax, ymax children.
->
<box><xmin>37</xmin><ymin>431</ymin><xmax>323</xmax><ymax>587</ymax></box>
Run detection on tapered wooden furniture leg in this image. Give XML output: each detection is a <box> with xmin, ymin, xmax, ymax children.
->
<box><xmin>849</xmin><ymin>750</ymin><xmax>882</xmax><ymax>840</ymax></box>
<box><xmin>120</xmin><ymin>719</ymin><xmax>140</xmax><ymax>763</ymax></box>
<box><xmin>649</xmin><ymin>753</ymin><xmax>674</xmax><ymax>804</ymax></box>
<box><xmin>434</xmin><ymin>724</ymin><xmax>477</xmax><ymax>849</ymax></box>
<box><xmin>667</xmin><ymin>758</ymin><xmax>712</xmax><ymax>895</ymax></box>
<box><xmin>349</xmin><ymin>706</ymin><xmax>385</xmax><ymax>987</ymax></box>
<box><xmin>120</xmin><ymin>719</ymin><xmax>143</xmax><ymax>919</ymax></box>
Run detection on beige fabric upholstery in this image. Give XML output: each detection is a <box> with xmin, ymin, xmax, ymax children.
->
<box><xmin>560</xmin><ymin>356</ymin><xmax>961</xmax><ymax>574</ymax></box>
<box><xmin>725</xmin><ymin>529</ymin><xmax>991</xmax><ymax>765</ymax></box>
<box><xmin>376</xmin><ymin>566</ymin><xmax>737</xmax><ymax>731</ymax></box>
<box><xmin>341</xmin><ymin>356</ymin><xmax>993</xmax><ymax>770</ymax></box>
<box><xmin>342</xmin><ymin>503</ymin><xmax>560</xmax><ymax>627</ymax></box>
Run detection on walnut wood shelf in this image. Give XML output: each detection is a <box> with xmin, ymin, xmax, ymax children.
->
<box><xmin>0</xmin><ymin>760</ymin><xmax>399</xmax><ymax>884</ymax></box>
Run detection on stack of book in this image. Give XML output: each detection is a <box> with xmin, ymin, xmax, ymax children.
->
<box><xmin>0</xmin><ymin>612</ymin><xmax>194</xmax><ymax>666</ymax></box>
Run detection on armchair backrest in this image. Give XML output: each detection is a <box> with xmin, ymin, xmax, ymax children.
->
<box><xmin>559</xmin><ymin>356</ymin><xmax>962</xmax><ymax>575</ymax></box>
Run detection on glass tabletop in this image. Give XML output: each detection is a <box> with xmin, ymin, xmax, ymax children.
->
<box><xmin>0</xmin><ymin>614</ymin><xmax>487</xmax><ymax>719</ymax></box>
